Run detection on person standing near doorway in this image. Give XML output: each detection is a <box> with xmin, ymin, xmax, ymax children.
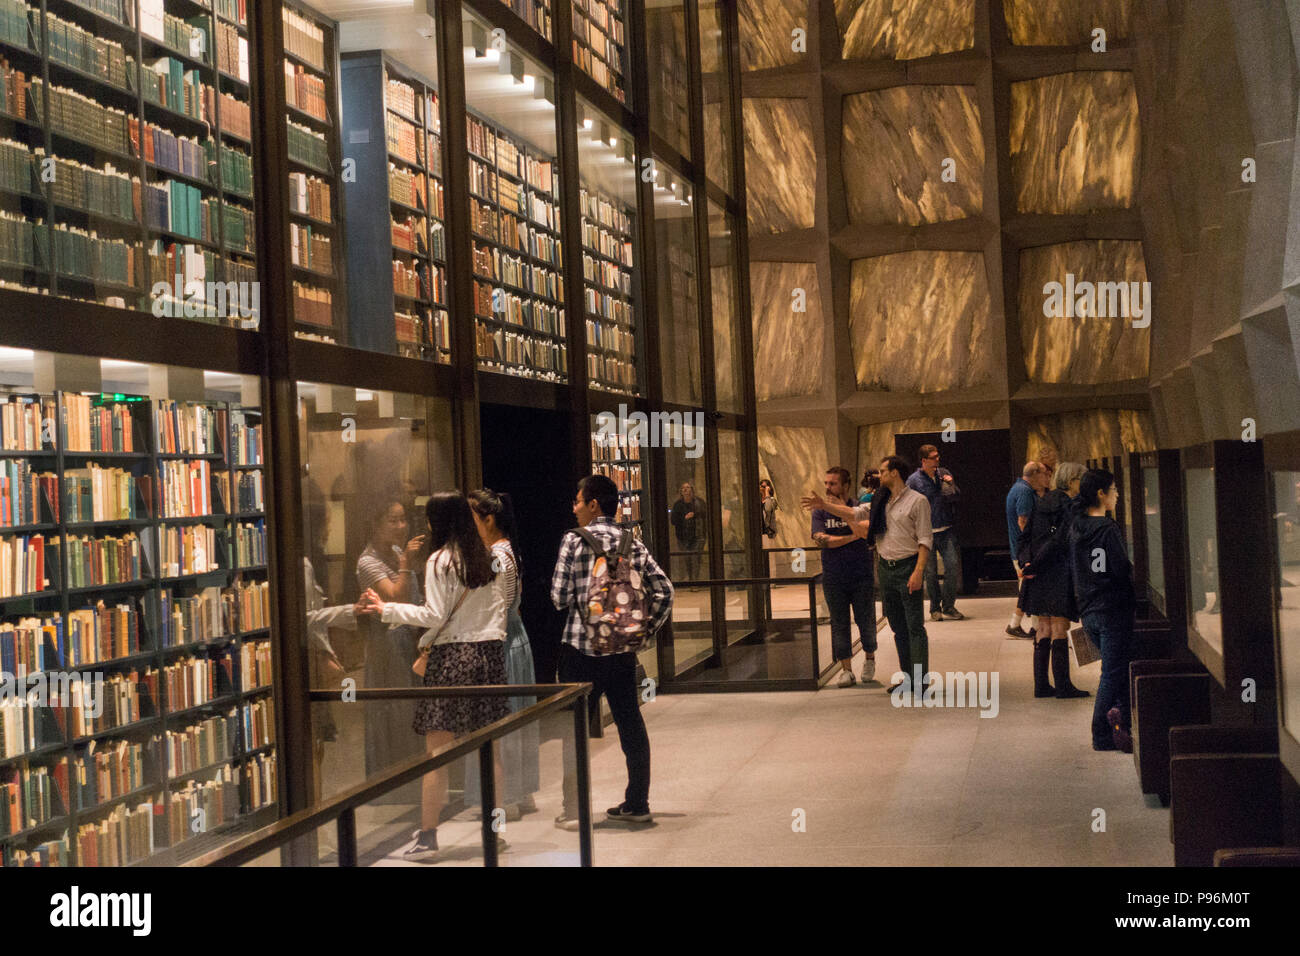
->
<box><xmin>759</xmin><ymin>478</ymin><xmax>779</xmax><ymax>540</ymax></box>
<box><xmin>553</xmin><ymin>475</ymin><xmax>674</xmax><ymax>827</ymax></box>
<box><xmin>803</xmin><ymin>467</ymin><xmax>876</xmax><ymax>686</ymax></box>
<box><xmin>1006</xmin><ymin>461</ymin><xmax>1044</xmax><ymax>639</ymax></box>
<box><xmin>670</xmin><ymin>481</ymin><xmax>706</xmax><ymax>587</ymax></box>
<box><xmin>870</xmin><ymin>456</ymin><xmax>932</xmax><ymax>695</ymax></box>
<box><xmin>906</xmin><ymin>445</ymin><xmax>963</xmax><ymax>622</ymax></box>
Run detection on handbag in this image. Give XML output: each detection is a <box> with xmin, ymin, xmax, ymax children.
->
<box><xmin>411</xmin><ymin>588</ymin><xmax>471</xmax><ymax>677</ymax></box>
<box><xmin>1069</xmin><ymin>623</ymin><xmax>1102</xmax><ymax>667</ymax></box>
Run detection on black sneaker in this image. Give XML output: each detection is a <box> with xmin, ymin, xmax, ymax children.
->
<box><xmin>1005</xmin><ymin>625</ymin><xmax>1031</xmax><ymax>639</ymax></box>
<box><xmin>402</xmin><ymin>828</ymin><xmax>439</xmax><ymax>862</ymax></box>
<box><xmin>606</xmin><ymin>803</ymin><xmax>652</xmax><ymax>823</ymax></box>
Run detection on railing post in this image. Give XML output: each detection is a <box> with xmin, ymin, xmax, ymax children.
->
<box><xmin>573</xmin><ymin>699</ymin><xmax>593</xmax><ymax>867</ymax></box>
<box><xmin>479</xmin><ymin>741</ymin><xmax>498</xmax><ymax>867</ymax></box>
<box><xmin>809</xmin><ymin>578</ymin><xmax>820</xmax><ymax>679</ymax></box>
<box><xmin>337</xmin><ymin>807</ymin><xmax>357</xmax><ymax>867</ymax></box>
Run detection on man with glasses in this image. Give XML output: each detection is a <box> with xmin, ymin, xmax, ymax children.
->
<box><xmin>906</xmin><ymin>444</ymin><xmax>964</xmax><ymax>621</ymax></box>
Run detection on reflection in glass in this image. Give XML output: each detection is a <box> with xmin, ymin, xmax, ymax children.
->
<box><xmin>708</xmin><ymin>202</ymin><xmax>743</xmax><ymax>413</ymax></box>
<box><xmin>297</xmin><ymin>383</ymin><xmax>455</xmax><ymax>804</ymax></box>
<box><xmin>1272</xmin><ymin>472</ymin><xmax>1300</xmax><ymax>742</ymax></box>
<box><xmin>697</xmin><ymin>0</ymin><xmax>734</xmax><ymax>194</ymax></box>
<box><xmin>654</xmin><ymin>162</ymin><xmax>700</xmax><ymax>405</ymax></box>
<box><xmin>1184</xmin><ymin>467</ymin><xmax>1220</xmax><ymax>653</ymax></box>
<box><xmin>646</xmin><ymin>0</ymin><xmax>691</xmax><ymax>157</ymax></box>
<box><xmin>1143</xmin><ymin>465</ymin><xmax>1164</xmax><ymax>603</ymax></box>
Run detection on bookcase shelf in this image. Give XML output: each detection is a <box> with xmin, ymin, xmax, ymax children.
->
<box><xmin>340</xmin><ymin>51</ymin><xmax>450</xmax><ymax>363</ymax></box>
<box><xmin>590</xmin><ymin>426</ymin><xmax>643</xmax><ymax>536</ymax></box>
<box><xmin>0</xmin><ymin>0</ymin><xmax>261</xmax><ymax>328</ymax></box>
<box><xmin>580</xmin><ymin>184</ymin><xmax>638</xmax><ymax>395</ymax></box>
<box><xmin>572</xmin><ymin>0</ymin><xmax>628</xmax><ymax>105</ymax></box>
<box><xmin>0</xmin><ymin>390</ymin><xmax>275</xmax><ymax>866</ymax></box>
<box><xmin>466</xmin><ymin>110</ymin><xmax>568</xmax><ymax>383</ymax></box>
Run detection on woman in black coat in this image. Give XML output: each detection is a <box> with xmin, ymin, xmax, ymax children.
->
<box><xmin>1019</xmin><ymin>461</ymin><xmax>1088</xmax><ymax>699</ymax></box>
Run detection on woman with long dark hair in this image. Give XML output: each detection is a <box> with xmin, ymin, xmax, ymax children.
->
<box><xmin>466</xmin><ymin>488</ymin><xmax>540</xmax><ymax>817</ymax></box>
<box><xmin>356</xmin><ymin>498</ymin><xmax>425</xmax><ymax>780</ymax></box>
<box><xmin>360</xmin><ymin>491</ymin><xmax>507</xmax><ymax>861</ymax></box>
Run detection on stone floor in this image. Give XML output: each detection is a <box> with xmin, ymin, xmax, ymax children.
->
<box><xmin>334</xmin><ymin>594</ymin><xmax>1171</xmax><ymax>866</ymax></box>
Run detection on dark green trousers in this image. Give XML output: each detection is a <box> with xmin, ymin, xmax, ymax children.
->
<box><xmin>878</xmin><ymin>553</ymin><xmax>929</xmax><ymax>687</ymax></box>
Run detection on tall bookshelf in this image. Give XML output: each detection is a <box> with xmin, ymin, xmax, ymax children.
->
<box><xmin>581</xmin><ymin>184</ymin><xmax>637</xmax><ymax>395</ymax></box>
<box><xmin>571</xmin><ymin>0</ymin><xmax>627</xmax><ymax>105</ymax></box>
<box><xmin>647</xmin><ymin>5</ymin><xmax>689</xmax><ymax>155</ymax></box>
<box><xmin>0</xmin><ymin>0</ymin><xmax>260</xmax><ymax>326</ymax></box>
<box><xmin>467</xmin><ymin>110</ymin><xmax>568</xmax><ymax>383</ymax></box>
<box><xmin>590</xmin><ymin>422</ymin><xmax>642</xmax><ymax>539</ymax></box>
<box><xmin>495</xmin><ymin>0</ymin><xmax>551</xmax><ymax>43</ymax></box>
<box><xmin>340</xmin><ymin>52</ymin><xmax>449</xmax><ymax>362</ymax></box>
<box><xmin>282</xmin><ymin>0</ymin><xmax>345</xmax><ymax>343</ymax></box>
<box><xmin>0</xmin><ymin>389</ymin><xmax>275</xmax><ymax>867</ymax></box>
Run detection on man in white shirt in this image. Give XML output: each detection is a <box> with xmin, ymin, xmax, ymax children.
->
<box><xmin>870</xmin><ymin>455</ymin><xmax>933</xmax><ymax>695</ymax></box>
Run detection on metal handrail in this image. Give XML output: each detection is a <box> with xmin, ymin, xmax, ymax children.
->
<box><xmin>669</xmin><ymin>573</ymin><xmax>823</xmax><ymax>587</ymax></box>
<box><xmin>187</xmin><ymin>682</ymin><xmax>594</xmax><ymax>868</ymax></box>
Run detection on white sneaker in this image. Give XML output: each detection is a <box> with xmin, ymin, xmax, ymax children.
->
<box><xmin>836</xmin><ymin>669</ymin><xmax>856</xmax><ymax>688</ymax></box>
<box><xmin>860</xmin><ymin>658</ymin><xmax>876</xmax><ymax>682</ymax></box>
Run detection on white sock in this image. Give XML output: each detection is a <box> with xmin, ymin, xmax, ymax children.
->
<box><xmin>1024</xmin><ymin>615</ymin><xmax>1036</xmax><ymax>631</ymax></box>
<box><xmin>1009</xmin><ymin>611</ymin><xmax>1023</xmax><ymax>627</ymax></box>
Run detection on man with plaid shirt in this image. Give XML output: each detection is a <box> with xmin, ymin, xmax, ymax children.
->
<box><xmin>552</xmin><ymin>474</ymin><xmax>673</xmax><ymax>828</ymax></box>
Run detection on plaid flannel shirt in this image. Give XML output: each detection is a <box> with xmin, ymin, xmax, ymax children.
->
<box><xmin>550</xmin><ymin>516</ymin><xmax>675</xmax><ymax>656</ymax></box>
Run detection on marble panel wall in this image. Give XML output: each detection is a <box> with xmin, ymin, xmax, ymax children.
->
<box><xmin>857</xmin><ymin>417</ymin><xmax>994</xmax><ymax>477</ymax></box>
<box><xmin>738</xmin><ymin>0</ymin><xmax>807</xmax><ymax>71</ymax></box>
<box><xmin>1024</xmin><ymin>407</ymin><xmax>1153</xmax><ymax>467</ymax></box>
<box><xmin>834</xmin><ymin>0</ymin><xmax>974</xmax><ymax>61</ymax></box>
<box><xmin>743</xmin><ymin>98</ymin><xmax>818</xmax><ymax>233</ymax></box>
<box><xmin>751</xmin><ymin>261</ymin><xmax>825</xmax><ymax>401</ymax></box>
<box><xmin>842</xmin><ymin>85</ymin><xmax>984</xmax><ymax>225</ymax></box>
<box><xmin>848</xmin><ymin>250</ymin><xmax>994</xmax><ymax>392</ymax></box>
<box><xmin>757</xmin><ymin>424</ymin><xmax>830</xmax><ymax>549</ymax></box>
<box><xmin>1010</xmin><ymin>72</ymin><xmax>1140</xmax><ymax>214</ymax></box>
<box><xmin>1003</xmin><ymin>0</ymin><xmax>1132</xmax><ymax>46</ymax></box>
<box><xmin>1018</xmin><ymin>240</ymin><xmax>1150</xmax><ymax>384</ymax></box>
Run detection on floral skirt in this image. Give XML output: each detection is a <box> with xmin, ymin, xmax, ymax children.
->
<box><xmin>412</xmin><ymin>640</ymin><xmax>509</xmax><ymax>737</ymax></box>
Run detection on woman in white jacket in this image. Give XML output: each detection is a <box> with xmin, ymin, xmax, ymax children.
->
<box><xmin>360</xmin><ymin>491</ymin><xmax>507</xmax><ymax>862</ymax></box>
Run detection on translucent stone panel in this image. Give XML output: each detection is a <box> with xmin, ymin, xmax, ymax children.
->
<box><xmin>836</xmin><ymin>0</ymin><xmax>974</xmax><ymax>60</ymax></box>
<box><xmin>1024</xmin><ymin>407</ymin><xmax>1152</xmax><ymax>466</ymax></box>
<box><xmin>738</xmin><ymin>0</ymin><xmax>807</xmax><ymax>71</ymax></box>
<box><xmin>744</xmin><ymin>98</ymin><xmax>818</xmax><ymax>233</ymax></box>
<box><xmin>842</xmin><ymin>85</ymin><xmax>984</xmax><ymax>225</ymax></box>
<box><xmin>858</xmin><ymin>417</ymin><xmax>993</xmax><ymax>475</ymax></box>
<box><xmin>1004</xmin><ymin>0</ymin><xmax>1132</xmax><ymax>46</ymax></box>
<box><xmin>1010</xmin><ymin>72</ymin><xmax>1140</xmax><ymax>214</ymax></box>
<box><xmin>849</xmin><ymin>250</ymin><xmax>993</xmax><ymax>392</ymax></box>
<box><xmin>757</xmin><ymin>424</ymin><xmax>829</xmax><ymax>549</ymax></box>
<box><xmin>750</xmin><ymin>261</ymin><xmax>824</xmax><ymax>401</ymax></box>
<box><xmin>1018</xmin><ymin>240</ymin><xmax>1150</xmax><ymax>384</ymax></box>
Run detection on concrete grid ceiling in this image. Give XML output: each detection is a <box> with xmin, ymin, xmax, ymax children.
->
<box><xmin>735</xmin><ymin>0</ymin><xmax>1300</xmax><ymax>499</ymax></box>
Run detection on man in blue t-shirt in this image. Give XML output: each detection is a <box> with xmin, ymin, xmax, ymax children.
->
<box><xmin>805</xmin><ymin>466</ymin><xmax>875</xmax><ymax>687</ymax></box>
<box><xmin>1005</xmin><ymin>460</ymin><xmax>1047</xmax><ymax>638</ymax></box>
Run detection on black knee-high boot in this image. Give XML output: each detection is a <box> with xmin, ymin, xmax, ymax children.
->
<box><xmin>1052</xmin><ymin>638</ymin><xmax>1089</xmax><ymax>698</ymax></box>
<box><xmin>1033</xmin><ymin>639</ymin><xmax>1054</xmax><ymax>698</ymax></box>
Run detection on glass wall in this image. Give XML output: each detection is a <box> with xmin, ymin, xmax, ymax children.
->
<box><xmin>0</xmin><ymin>347</ymin><xmax>270</xmax><ymax>866</ymax></box>
<box><xmin>463</xmin><ymin>10</ymin><xmax>566</xmax><ymax>383</ymax></box>
<box><xmin>0</xmin><ymin>0</ymin><xmax>261</xmax><ymax>327</ymax></box>
<box><xmin>1142</xmin><ymin>462</ymin><xmax>1165</xmax><ymax>607</ymax></box>
<box><xmin>708</xmin><ymin>200</ymin><xmax>743</xmax><ymax>413</ymax></box>
<box><xmin>645</xmin><ymin>0</ymin><xmax>691</xmax><ymax>158</ymax></box>
<box><xmin>1271</xmin><ymin>469</ymin><xmax>1300</xmax><ymax>745</ymax></box>
<box><xmin>1184</xmin><ymin>466</ymin><xmax>1221</xmax><ymax>653</ymax></box>
<box><xmin>572</xmin><ymin>0</ymin><xmax>630</xmax><ymax>105</ymax></box>
<box><xmin>696</xmin><ymin>0</ymin><xmax>734</xmax><ymax>195</ymax></box>
<box><xmin>653</xmin><ymin>160</ymin><xmax>700</xmax><ymax>405</ymax></box>
<box><xmin>296</xmin><ymin>382</ymin><xmax>455</xmax><ymax>804</ymax></box>
<box><xmin>577</xmin><ymin>99</ymin><xmax>640</xmax><ymax>397</ymax></box>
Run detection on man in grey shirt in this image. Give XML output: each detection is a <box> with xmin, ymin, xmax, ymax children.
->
<box><xmin>870</xmin><ymin>455</ymin><xmax>933</xmax><ymax>695</ymax></box>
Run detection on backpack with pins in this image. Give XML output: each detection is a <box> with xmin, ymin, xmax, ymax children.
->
<box><xmin>573</xmin><ymin>526</ymin><xmax>652</xmax><ymax>654</ymax></box>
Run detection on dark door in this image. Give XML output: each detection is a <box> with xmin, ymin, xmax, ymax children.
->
<box><xmin>479</xmin><ymin>403</ymin><xmax>575</xmax><ymax>682</ymax></box>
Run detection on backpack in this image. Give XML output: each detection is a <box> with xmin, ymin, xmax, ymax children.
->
<box><xmin>573</xmin><ymin>527</ymin><xmax>652</xmax><ymax>655</ymax></box>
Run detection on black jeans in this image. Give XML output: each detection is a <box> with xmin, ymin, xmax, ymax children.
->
<box><xmin>878</xmin><ymin>553</ymin><xmax>928</xmax><ymax>686</ymax></box>
<box><xmin>560</xmin><ymin>644</ymin><xmax>651</xmax><ymax>813</ymax></box>
<box><xmin>822</xmin><ymin>575</ymin><xmax>876</xmax><ymax>661</ymax></box>
<box><xmin>1083</xmin><ymin>607</ymin><xmax>1134</xmax><ymax>746</ymax></box>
